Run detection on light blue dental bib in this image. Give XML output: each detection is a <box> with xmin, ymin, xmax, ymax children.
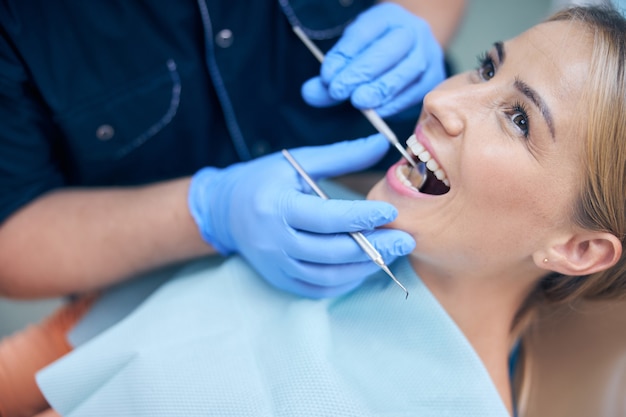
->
<box><xmin>37</xmin><ymin>256</ymin><xmax>509</xmax><ymax>416</ymax></box>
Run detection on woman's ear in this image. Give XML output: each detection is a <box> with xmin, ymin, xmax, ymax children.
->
<box><xmin>537</xmin><ymin>231</ymin><xmax>622</xmax><ymax>276</ymax></box>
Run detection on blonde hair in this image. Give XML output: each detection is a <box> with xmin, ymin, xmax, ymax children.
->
<box><xmin>530</xmin><ymin>5</ymin><xmax>626</xmax><ymax>307</ymax></box>
<box><xmin>514</xmin><ymin>9</ymin><xmax>626</xmax><ymax>409</ymax></box>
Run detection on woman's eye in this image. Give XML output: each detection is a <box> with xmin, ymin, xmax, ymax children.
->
<box><xmin>509</xmin><ymin>103</ymin><xmax>530</xmax><ymax>137</ymax></box>
<box><xmin>476</xmin><ymin>53</ymin><xmax>496</xmax><ymax>81</ymax></box>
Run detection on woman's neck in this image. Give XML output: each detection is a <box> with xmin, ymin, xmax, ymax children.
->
<box><xmin>412</xmin><ymin>259</ymin><xmax>539</xmax><ymax>415</ymax></box>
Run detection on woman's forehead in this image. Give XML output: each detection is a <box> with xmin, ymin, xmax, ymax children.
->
<box><xmin>509</xmin><ymin>20</ymin><xmax>593</xmax><ymax>72</ymax></box>
<box><xmin>506</xmin><ymin>21</ymin><xmax>593</xmax><ymax>135</ymax></box>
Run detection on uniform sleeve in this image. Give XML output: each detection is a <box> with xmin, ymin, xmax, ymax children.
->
<box><xmin>0</xmin><ymin>26</ymin><xmax>65</xmax><ymax>224</ymax></box>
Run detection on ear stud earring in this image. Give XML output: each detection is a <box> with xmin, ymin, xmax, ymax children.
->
<box><xmin>543</xmin><ymin>258</ymin><xmax>549</xmax><ymax>263</ymax></box>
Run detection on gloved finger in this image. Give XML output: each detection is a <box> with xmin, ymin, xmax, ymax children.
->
<box><xmin>301</xmin><ymin>77</ymin><xmax>342</xmax><ymax>108</ymax></box>
<box><xmin>370</xmin><ymin>60</ymin><xmax>446</xmax><ymax>117</ymax></box>
<box><xmin>283</xmin><ymin>193</ymin><xmax>398</xmax><ymax>232</ymax></box>
<box><xmin>351</xmin><ymin>29</ymin><xmax>445</xmax><ymax>114</ymax></box>
<box><xmin>290</xmin><ymin>134</ymin><xmax>389</xmax><ymax>179</ymax></box>
<box><xmin>348</xmin><ymin>46</ymin><xmax>429</xmax><ymax>110</ymax></box>
<box><xmin>283</xmin><ymin>229</ymin><xmax>415</xmax><ymax>265</ymax></box>
<box><xmin>320</xmin><ymin>21</ymin><xmax>388</xmax><ymax>84</ymax></box>
<box><xmin>282</xmin><ymin>228</ymin><xmax>414</xmax><ymax>265</ymax></box>
<box><xmin>327</xmin><ymin>29</ymin><xmax>414</xmax><ymax>101</ymax></box>
<box><xmin>321</xmin><ymin>3</ymin><xmax>411</xmax><ymax>83</ymax></box>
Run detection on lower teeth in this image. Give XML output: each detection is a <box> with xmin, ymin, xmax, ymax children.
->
<box><xmin>396</xmin><ymin>165</ymin><xmax>424</xmax><ymax>191</ymax></box>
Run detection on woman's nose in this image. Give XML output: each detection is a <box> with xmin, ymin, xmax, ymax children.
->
<box><xmin>422</xmin><ymin>82</ymin><xmax>474</xmax><ymax>138</ymax></box>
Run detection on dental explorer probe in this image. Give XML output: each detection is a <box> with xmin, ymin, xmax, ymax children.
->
<box><xmin>292</xmin><ymin>25</ymin><xmax>421</xmax><ymax>172</ymax></box>
<box><xmin>281</xmin><ymin>149</ymin><xmax>409</xmax><ymax>299</ymax></box>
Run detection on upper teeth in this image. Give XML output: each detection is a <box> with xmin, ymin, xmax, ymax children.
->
<box><xmin>407</xmin><ymin>134</ymin><xmax>449</xmax><ymax>186</ymax></box>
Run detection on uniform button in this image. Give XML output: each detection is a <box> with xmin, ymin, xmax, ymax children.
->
<box><xmin>250</xmin><ymin>140</ymin><xmax>271</xmax><ymax>157</ymax></box>
<box><xmin>95</xmin><ymin>124</ymin><xmax>115</xmax><ymax>141</ymax></box>
<box><xmin>215</xmin><ymin>29</ymin><xmax>234</xmax><ymax>48</ymax></box>
<box><xmin>339</xmin><ymin>0</ymin><xmax>353</xmax><ymax>6</ymax></box>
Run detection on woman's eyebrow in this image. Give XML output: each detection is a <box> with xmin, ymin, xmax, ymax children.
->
<box><xmin>497</xmin><ymin>41</ymin><xmax>555</xmax><ymax>139</ymax></box>
<box><xmin>494</xmin><ymin>41</ymin><xmax>505</xmax><ymax>63</ymax></box>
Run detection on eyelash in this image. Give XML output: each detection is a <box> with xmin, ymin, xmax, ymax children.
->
<box><xmin>475</xmin><ymin>51</ymin><xmax>531</xmax><ymax>139</ymax></box>
<box><xmin>475</xmin><ymin>52</ymin><xmax>495</xmax><ymax>81</ymax></box>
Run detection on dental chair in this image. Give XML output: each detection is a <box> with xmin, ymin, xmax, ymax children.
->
<box><xmin>515</xmin><ymin>299</ymin><xmax>626</xmax><ymax>416</ymax></box>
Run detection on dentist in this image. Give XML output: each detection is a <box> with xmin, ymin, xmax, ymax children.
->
<box><xmin>0</xmin><ymin>0</ymin><xmax>463</xmax><ymax>299</ymax></box>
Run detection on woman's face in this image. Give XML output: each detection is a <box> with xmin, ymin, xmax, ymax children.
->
<box><xmin>368</xmin><ymin>21</ymin><xmax>593</xmax><ymax>276</ymax></box>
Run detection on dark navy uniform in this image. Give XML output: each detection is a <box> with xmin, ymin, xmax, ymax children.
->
<box><xmin>0</xmin><ymin>0</ymin><xmax>416</xmax><ymax>223</ymax></box>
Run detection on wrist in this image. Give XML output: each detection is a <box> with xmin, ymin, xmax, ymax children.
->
<box><xmin>188</xmin><ymin>167</ymin><xmax>235</xmax><ymax>255</ymax></box>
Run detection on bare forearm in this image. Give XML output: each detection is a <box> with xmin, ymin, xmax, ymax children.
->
<box><xmin>386</xmin><ymin>0</ymin><xmax>467</xmax><ymax>47</ymax></box>
<box><xmin>0</xmin><ymin>178</ymin><xmax>214</xmax><ymax>298</ymax></box>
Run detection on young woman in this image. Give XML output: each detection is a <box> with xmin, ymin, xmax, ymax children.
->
<box><xmin>2</xmin><ymin>5</ymin><xmax>626</xmax><ymax>416</ymax></box>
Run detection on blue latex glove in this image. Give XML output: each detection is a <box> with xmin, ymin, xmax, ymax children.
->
<box><xmin>188</xmin><ymin>135</ymin><xmax>415</xmax><ymax>298</ymax></box>
<box><xmin>301</xmin><ymin>3</ymin><xmax>445</xmax><ymax>118</ymax></box>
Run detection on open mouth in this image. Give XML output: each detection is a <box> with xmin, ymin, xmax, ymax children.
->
<box><xmin>395</xmin><ymin>134</ymin><xmax>450</xmax><ymax>195</ymax></box>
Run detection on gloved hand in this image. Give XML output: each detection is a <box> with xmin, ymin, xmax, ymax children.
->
<box><xmin>188</xmin><ymin>134</ymin><xmax>416</xmax><ymax>298</ymax></box>
<box><xmin>301</xmin><ymin>2</ymin><xmax>445</xmax><ymax>118</ymax></box>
